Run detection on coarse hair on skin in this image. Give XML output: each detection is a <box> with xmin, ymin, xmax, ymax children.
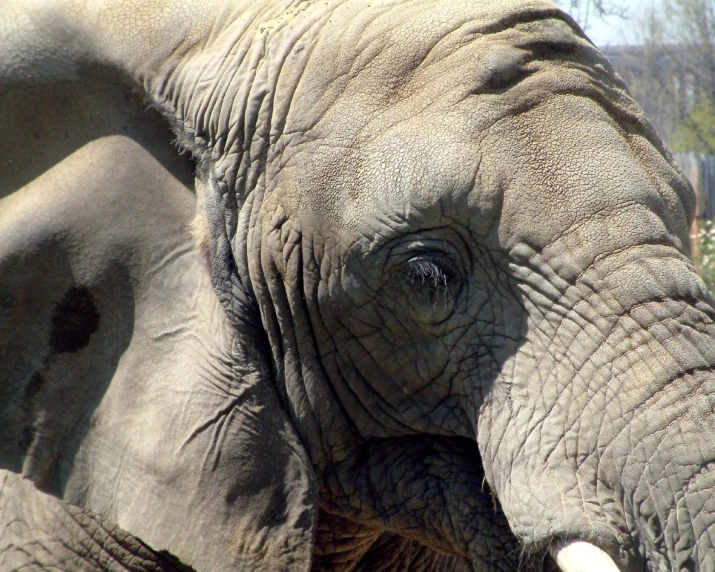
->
<box><xmin>143</xmin><ymin>95</ymin><xmax>214</xmax><ymax>261</ymax></box>
<box><xmin>185</xmin><ymin>166</ymin><xmax>212</xmax><ymax>261</ymax></box>
<box><xmin>169</xmin><ymin>117</ymin><xmax>213</xmax><ymax>261</ymax></box>
<box><xmin>190</xmin><ymin>179</ymin><xmax>212</xmax><ymax>260</ymax></box>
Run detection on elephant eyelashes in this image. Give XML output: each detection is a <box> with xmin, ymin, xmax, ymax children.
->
<box><xmin>405</xmin><ymin>257</ymin><xmax>458</xmax><ymax>322</ymax></box>
<box><xmin>407</xmin><ymin>258</ymin><xmax>451</xmax><ymax>297</ymax></box>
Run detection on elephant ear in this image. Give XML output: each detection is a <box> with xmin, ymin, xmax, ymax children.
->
<box><xmin>0</xmin><ymin>76</ymin><xmax>316</xmax><ymax>570</ymax></box>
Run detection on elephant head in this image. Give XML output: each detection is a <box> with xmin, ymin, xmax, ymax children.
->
<box><xmin>1</xmin><ymin>0</ymin><xmax>713</xmax><ymax>570</ymax></box>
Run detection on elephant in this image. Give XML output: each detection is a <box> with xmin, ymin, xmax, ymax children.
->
<box><xmin>1</xmin><ymin>0</ymin><xmax>713</xmax><ymax>569</ymax></box>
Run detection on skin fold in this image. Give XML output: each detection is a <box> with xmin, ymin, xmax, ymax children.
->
<box><xmin>0</xmin><ymin>0</ymin><xmax>712</xmax><ymax>570</ymax></box>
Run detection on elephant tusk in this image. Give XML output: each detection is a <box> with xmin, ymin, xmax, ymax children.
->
<box><xmin>549</xmin><ymin>540</ymin><xmax>621</xmax><ymax>572</ymax></box>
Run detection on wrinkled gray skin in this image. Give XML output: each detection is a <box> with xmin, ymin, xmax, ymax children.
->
<box><xmin>1</xmin><ymin>0</ymin><xmax>713</xmax><ymax>570</ymax></box>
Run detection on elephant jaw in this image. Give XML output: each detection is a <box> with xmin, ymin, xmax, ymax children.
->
<box><xmin>550</xmin><ymin>540</ymin><xmax>621</xmax><ymax>572</ymax></box>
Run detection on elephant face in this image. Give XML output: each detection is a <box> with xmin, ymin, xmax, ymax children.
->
<box><xmin>2</xmin><ymin>0</ymin><xmax>714</xmax><ymax>570</ymax></box>
<box><xmin>243</xmin><ymin>3</ymin><xmax>705</xmax><ymax>565</ymax></box>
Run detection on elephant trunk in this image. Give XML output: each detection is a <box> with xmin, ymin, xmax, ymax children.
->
<box><xmin>614</xmin><ymin>367</ymin><xmax>715</xmax><ymax>569</ymax></box>
<box><xmin>478</xmin><ymin>243</ymin><xmax>715</xmax><ymax>570</ymax></box>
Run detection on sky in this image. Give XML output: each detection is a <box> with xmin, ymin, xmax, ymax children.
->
<box><xmin>558</xmin><ymin>0</ymin><xmax>656</xmax><ymax>47</ymax></box>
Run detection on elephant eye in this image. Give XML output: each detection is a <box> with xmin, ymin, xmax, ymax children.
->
<box><xmin>404</xmin><ymin>256</ymin><xmax>458</xmax><ymax>323</ymax></box>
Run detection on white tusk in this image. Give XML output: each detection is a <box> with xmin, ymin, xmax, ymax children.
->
<box><xmin>549</xmin><ymin>540</ymin><xmax>622</xmax><ymax>572</ymax></box>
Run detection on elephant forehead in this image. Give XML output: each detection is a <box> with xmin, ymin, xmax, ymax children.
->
<box><xmin>277</xmin><ymin>112</ymin><xmax>490</xmax><ymax>237</ymax></box>
<box><xmin>262</xmin><ymin>0</ymin><xmax>690</xmax><ymax>278</ymax></box>
<box><xmin>489</xmin><ymin>95</ymin><xmax>692</xmax><ymax>257</ymax></box>
<box><xmin>275</xmin><ymin>0</ymin><xmax>579</xmax><ymax>135</ymax></box>
<box><xmin>268</xmin><ymin>0</ymin><xmax>629</xmax><ymax>237</ymax></box>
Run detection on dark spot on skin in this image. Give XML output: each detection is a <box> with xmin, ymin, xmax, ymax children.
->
<box><xmin>154</xmin><ymin>550</ymin><xmax>197</xmax><ymax>572</ymax></box>
<box><xmin>50</xmin><ymin>286</ymin><xmax>99</xmax><ymax>353</ymax></box>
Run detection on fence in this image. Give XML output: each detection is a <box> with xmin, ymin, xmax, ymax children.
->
<box><xmin>672</xmin><ymin>153</ymin><xmax>715</xmax><ymax>256</ymax></box>
<box><xmin>674</xmin><ymin>153</ymin><xmax>715</xmax><ymax>220</ymax></box>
